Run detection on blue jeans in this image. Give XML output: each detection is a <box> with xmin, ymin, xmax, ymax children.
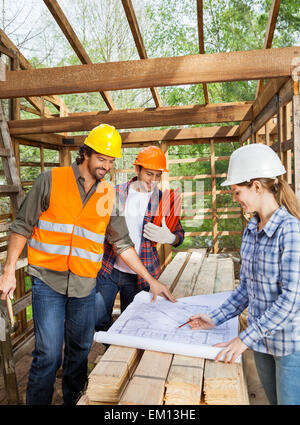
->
<box><xmin>254</xmin><ymin>350</ymin><xmax>300</xmax><ymax>405</ymax></box>
<box><xmin>95</xmin><ymin>268</ymin><xmax>142</xmax><ymax>332</ymax></box>
<box><xmin>26</xmin><ymin>277</ymin><xmax>96</xmax><ymax>405</ymax></box>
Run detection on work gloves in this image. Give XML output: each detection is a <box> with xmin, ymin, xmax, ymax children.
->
<box><xmin>143</xmin><ymin>217</ymin><xmax>176</xmax><ymax>245</ymax></box>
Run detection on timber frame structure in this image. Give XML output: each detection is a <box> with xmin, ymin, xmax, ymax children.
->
<box><xmin>0</xmin><ymin>0</ymin><xmax>300</xmax><ymax>400</ymax></box>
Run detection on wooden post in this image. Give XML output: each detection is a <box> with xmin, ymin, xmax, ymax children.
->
<box><xmin>59</xmin><ymin>147</ymin><xmax>71</xmax><ymax>166</ymax></box>
<box><xmin>210</xmin><ymin>139</ymin><xmax>218</xmax><ymax>253</ymax></box>
<box><xmin>160</xmin><ymin>141</ymin><xmax>172</xmax><ymax>269</ymax></box>
<box><xmin>0</xmin><ymin>300</ymin><xmax>20</xmax><ymax>405</ymax></box>
<box><xmin>277</xmin><ymin>94</ymin><xmax>283</xmax><ymax>164</ymax></box>
<box><xmin>9</xmin><ymin>51</ymin><xmax>20</xmax><ymax>121</ymax></box>
<box><xmin>293</xmin><ymin>83</ymin><xmax>300</xmax><ymax>201</ymax></box>
<box><xmin>40</xmin><ymin>147</ymin><xmax>45</xmax><ymax>173</ymax></box>
<box><xmin>265</xmin><ymin>119</ymin><xmax>273</xmax><ymax>146</ymax></box>
<box><xmin>281</xmin><ymin>102</ymin><xmax>292</xmax><ymax>184</ymax></box>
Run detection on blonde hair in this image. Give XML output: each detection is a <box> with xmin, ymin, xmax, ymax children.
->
<box><xmin>238</xmin><ymin>176</ymin><xmax>300</xmax><ymax>220</ymax></box>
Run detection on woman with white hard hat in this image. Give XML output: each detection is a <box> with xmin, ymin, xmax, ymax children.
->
<box><xmin>189</xmin><ymin>143</ymin><xmax>300</xmax><ymax>405</ymax></box>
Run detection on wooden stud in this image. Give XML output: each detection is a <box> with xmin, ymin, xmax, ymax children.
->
<box><xmin>293</xmin><ymin>92</ymin><xmax>300</xmax><ymax>201</ymax></box>
<box><xmin>210</xmin><ymin>140</ymin><xmax>218</xmax><ymax>254</ymax></box>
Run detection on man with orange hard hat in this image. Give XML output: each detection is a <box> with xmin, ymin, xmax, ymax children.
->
<box><xmin>95</xmin><ymin>145</ymin><xmax>184</xmax><ymax>332</ymax></box>
<box><xmin>0</xmin><ymin>125</ymin><xmax>175</xmax><ymax>405</ymax></box>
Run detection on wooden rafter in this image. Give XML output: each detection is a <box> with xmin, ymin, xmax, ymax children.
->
<box><xmin>43</xmin><ymin>0</ymin><xmax>116</xmax><ymax>110</ymax></box>
<box><xmin>0</xmin><ymin>28</ymin><xmax>64</xmax><ymax>114</ymax></box>
<box><xmin>8</xmin><ymin>102</ymin><xmax>252</xmax><ymax>135</ymax></box>
<box><xmin>15</xmin><ymin>125</ymin><xmax>239</xmax><ymax>147</ymax></box>
<box><xmin>1</xmin><ymin>46</ymin><xmax>298</xmax><ymax>99</ymax></box>
<box><xmin>196</xmin><ymin>0</ymin><xmax>209</xmax><ymax>104</ymax></box>
<box><xmin>121</xmin><ymin>0</ymin><xmax>162</xmax><ymax>107</ymax></box>
<box><xmin>255</xmin><ymin>0</ymin><xmax>281</xmax><ymax>98</ymax></box>
<box><xmin>238</xmin><ymin>76</ymin><xmax>290</xmax><ymax>140</ymax></box>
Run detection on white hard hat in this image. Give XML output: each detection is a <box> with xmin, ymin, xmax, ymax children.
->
<box><xmin>221</xmin><ymin>144</ymin><xmax>286</xmax><ymax>186</ymax></box>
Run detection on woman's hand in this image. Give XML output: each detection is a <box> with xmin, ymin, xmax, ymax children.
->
<box><xmin>214</xmin><ymin>336</ymin><xmax>248</xmax><ymax>363</ymax></box>
<box><xmin>188</xmin><ymin>313</ymin><xmax>215</xmax><ymax>330</ymax></box>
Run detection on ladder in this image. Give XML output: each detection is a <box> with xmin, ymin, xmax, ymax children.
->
<box><xmin>0</xmin><ymin>99</ymin><xmax>25</xmax><ymax>404</ymax></box>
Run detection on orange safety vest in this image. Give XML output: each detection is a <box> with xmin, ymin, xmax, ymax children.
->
<box><xmin>28</xmin><ymin>166</ymin><xmax>115</xmax><ymax>278</ymax></box>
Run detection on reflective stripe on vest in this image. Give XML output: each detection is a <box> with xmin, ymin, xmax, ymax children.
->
<box><xmin>29</xmin><ymin>239</ymin><xmax>71</xmax><ymax>256</ymax></box>
<box><xmin>29</xmin><ymin>239</ymin><xmax>104</xmax><ymax>263</ymax></box>
<box><xmin>36</xmin><ymin>219</ymin><xmax>105</xmax><ymax>244</ymax></box>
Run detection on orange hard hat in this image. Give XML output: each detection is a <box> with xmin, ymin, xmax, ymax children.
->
<box><xmin>134</xmin><ymin>146</ymin><xmax>168</xmax><ymax>172</ymax></box>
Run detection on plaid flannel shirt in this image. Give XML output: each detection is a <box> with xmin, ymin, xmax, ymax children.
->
<box><xmin>98</xmin><ymin>176</ymin><xmax>185</xmax><ymax>290</ymax></box>
<box><xmin>210</xmin><ymin>206</ymin><xmax>300</xmax><ymax>356</ymax></box>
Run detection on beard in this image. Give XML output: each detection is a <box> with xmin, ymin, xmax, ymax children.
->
<box><xmin>87</xmin><ymin>161</ymin><xmax>107</xmax><ymax>180</ymax></box>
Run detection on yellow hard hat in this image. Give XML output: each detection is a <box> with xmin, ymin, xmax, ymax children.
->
<box><xmin>84</xmin><ymin>124</ymin><xmax>122</xmax><ymax>158</ymax></box>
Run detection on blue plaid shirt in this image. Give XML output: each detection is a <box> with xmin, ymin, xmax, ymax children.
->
<box><xmin>210</xmin><ymin>206</ymin><xmax>300</xmax><ymax>356</ymax></box>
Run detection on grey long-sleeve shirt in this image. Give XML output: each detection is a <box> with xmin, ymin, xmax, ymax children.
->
<box><xmin>10</xmin><ymin>162</ymin><xmax>133</xmax><ymax>298</ymax></box>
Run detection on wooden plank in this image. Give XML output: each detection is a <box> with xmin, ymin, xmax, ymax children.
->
<box><xmin>12</xmin><ymin>292</ymin><xmax>31</xmax><ymax>316</ymax></box>
<box><xmin>164</xmin><ymin>355</ymin><xmax>204</xmax><ymax>404</ymax></box>
<box><xmin>57</xmin><ymin>126</ymin><xmax>239</xmax><ymax>147</ymax></box>
<box><xmin>192</xmin><ymin>255</ymin><xmax>218</xmax><ymax>296</ymax></box>
<box><xmin>119</xmin><ymin>351</ymin><xmax>173</xmax><ymax>405</ymax></box>
<box><xmin>1</xmin><ymin>47</ymin><xmax>300</xmax><ymax>99</ymax></box>
<box><xmin>214</xmin><ymin>257</ymin><xmax>235</xmax><ymax>293</ymax></box>
<box><xmin>86</xmin><ymin>345</ymin><xmax>142</xmax><ymax>404</ymax></box>
<box><xmin>242</xmin><ymin>350</ymin><xmax>269</xmax><ymax>405</ymax></box>
<box><xmin>241</xmin><ymin>78</ymin><xmax>293</xmax><ymax>142</ymax></box>
<box><xmin>239</xmin><ymin>77</ymin><xmax>289</xmax><ymax>140</ymax></box>
<box><xmin>172</xmin><ymin>251</ymin><xmax>206</xmax><ymax>298</ymax></box>
<box><xmin>8</xmin><ymin>103</ymin><xmax>253</xmax><ymax>135</ymax></box>
<box><xmin>158</xmin><ymin>252</ymin><xmax>190</xmax><ymax>290</ymax></box>
<box><xmin>203</xmin><ymin>360</ymin><xmax>249</xmax><ymax>405</ymax></box>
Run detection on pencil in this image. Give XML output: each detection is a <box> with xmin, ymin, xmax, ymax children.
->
<box><xmin>177</xmin><ymin>319</ymin><xmax>193</xmax><ymax>328</ymax></box>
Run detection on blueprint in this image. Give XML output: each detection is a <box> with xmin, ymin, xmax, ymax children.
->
<box><xmin>94</xmin><ymin>290</ymin><xmax>240</xmax><ymax>362</ymax></box>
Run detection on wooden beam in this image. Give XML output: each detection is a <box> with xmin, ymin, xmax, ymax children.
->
<box><xmin>197</xmin><ymin>0</ymin><xmax>209</xmax><ymax>104</ymax></box>
<box><xmin>13</xmin><ymin>126</ymin><xmax>238</xmax><ymax>148</ymax></box>
<box><xmin>240</xmin><ymin>78</ymin><xmax>294</xmax><ymax>142</ymax></box>
<box><xmin>43</xmin><ymin>0</ymin><xmax>115</xmax><ymax>111</ymax></box>
<box><xmin>121</xmin><ymin>0</ymin><xmax>162</xmax><ymax>107</ymax></box>
<box><xmin>8</xmin><ymin>102</ymin><xmax>253</xmax><ymax>134</ymax></box>
<box><xmin>239</xmin><ymin>77</ymin><xmax>289</xmax><ymax>140</ymax></box>
<box><xmin>0</xmin><ymin>29</ymin><xmax>64</xmax><ymax>111</ymax></box>
<box><xmin>255</xmin><ymin>0</ymin><xmax>281</xmax><ymax>97</ymax></box>
<box><xmin>1</xmin><ymin>47</ymin><xmax>299</xmax><ymax>99</ymax></box>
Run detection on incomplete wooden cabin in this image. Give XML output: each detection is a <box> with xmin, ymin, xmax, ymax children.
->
<box><xmin>0</xmin><ymin>0</ymin><xmax>299</xmax><ymax>405</ymax></box>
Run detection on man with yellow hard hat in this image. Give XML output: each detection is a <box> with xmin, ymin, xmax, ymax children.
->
<box><xmin>95</xmin><ymin>145</ymin><xmax>184</xmax><ymax>332</ymax></box>
<box><xmin>0</xmin><ymin>124</ymin><xmax>175</xmax><ymax>405</ymax></box>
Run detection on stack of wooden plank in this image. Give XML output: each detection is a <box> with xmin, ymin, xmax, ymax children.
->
<box><xmin>119</xmin><ymin>351</ymin><xmax>173</xmax><ymax>405</ymax></box>
<box><xmin>164</xmin><ymin>355</ymin><xmax>204</xmax><ymax>405</ymax></box>
<box><xmin>85</xmin><ymin>345</ymin><xmax>141</xmax><ymax>404</ymax></box>
<box><xmin>203</xmin><ymin>360</ymin><xmax>249</xmax><ymax>405</ymax></box>
<box><xmin>79</xmin><ymin>250</ymin><xmax>250</xmax><ymax>405</ymax></box>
